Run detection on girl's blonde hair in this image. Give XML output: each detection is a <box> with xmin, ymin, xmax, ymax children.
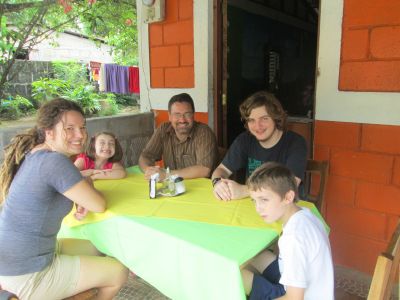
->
<box><xmin>0</xmin><ymin>98</ymin><xmax>85</xmax><ymax>202</ymax></box>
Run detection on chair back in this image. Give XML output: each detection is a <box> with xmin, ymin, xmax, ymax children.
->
<box><xmin>304</xmin><ymin>159</ymin><xmax>329</xmax><ymax>215</ymax></box>
<box><xmin>367</xmin><ymin>220</ymin><xmax>400</xmax><ymax>300</ymax></box>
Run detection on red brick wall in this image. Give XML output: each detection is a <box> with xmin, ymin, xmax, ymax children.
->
<box><xmin>314</xmin><ymin>121</ymin><xmax>400</xmax><ymax>274</ymax></box>
<box><xmin>149</xmin><ymin>0</ymin><xmax>194</xmax><ymax>88</ymax></box>
<box><xmin>339</xmin><ymin>0</ymin><xmax>400</xmax><ymax>91</ymax></box>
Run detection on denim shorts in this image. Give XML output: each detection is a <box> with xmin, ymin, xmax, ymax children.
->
<box><xmin>249</xmin><ymin>258</ymin><xmax>286</xmax><ymax>300</ymax></box>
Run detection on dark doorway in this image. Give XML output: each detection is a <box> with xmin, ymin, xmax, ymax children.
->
<box><xmin>214</xmin><ymin>0</ymin><xmax>319</xmax><ymax>148</ymax></box>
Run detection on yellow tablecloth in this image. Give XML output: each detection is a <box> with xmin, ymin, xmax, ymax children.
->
<box><xmin>64</xmin><ymin>173</ymin><xmax>319</xmax><ymax>232</ymax></box>
<box><xmin>61</xmin><ymin>172</ymin><xmax>327</xmax><ymax>300</ymax></box>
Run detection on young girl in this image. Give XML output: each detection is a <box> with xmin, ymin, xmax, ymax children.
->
<box><xmin>75</xmin><ymin>131</ymin><xmax>127</xmax><ymax>180</ymax></box>
<box><xmin>0</xmin><ymin>98</ymin><xmax>128</xmax><ymax>299</ymax></box>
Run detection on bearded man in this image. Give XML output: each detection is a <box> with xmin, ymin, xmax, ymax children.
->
<box><xmin>139</xmin><ymin>93</ymin><xmax>217</xmax><ymax>180</ymax></box>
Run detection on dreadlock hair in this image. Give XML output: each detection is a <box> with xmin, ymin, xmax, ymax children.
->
<box><xmin>85</xmin><ymin>131</ymin><xmax>123</xmax><ymax>163</ymax></box>
<box><xmin>0</xmin><ymin>98</ymin><xmax>84</xmax><ymax>202</ymax></box>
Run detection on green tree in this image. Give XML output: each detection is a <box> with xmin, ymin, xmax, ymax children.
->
<box><xmin>0</xmin><ymin>0</ymin><xmax>137</xmax><ymax>99</ymax></box>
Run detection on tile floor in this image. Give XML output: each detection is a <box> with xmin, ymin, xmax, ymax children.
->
<box><xmin>112</xmin><ymin>265</ymin><xmax>399</xmax><ymax>300</ymax></box>
<box><xmin>114</xmin><ymin>275</ymin><xmax>169</xmax><ymax>300</ymax></box>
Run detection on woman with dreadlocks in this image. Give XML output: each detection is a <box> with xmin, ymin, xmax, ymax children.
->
<box><xmin>0</xmin><ymin>99</ymin><xmax>128</xmax><ymax>299</ymax></box>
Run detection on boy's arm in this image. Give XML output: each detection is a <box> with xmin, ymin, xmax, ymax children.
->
<box><xmin>212</xmin><ymin>163</ymin><xmax>233</xmax><ymax>200</ymax></box>
<box><xmin>275</xmin><ymin>286</ymin><xmax>305</xmax><ymax>300</ymax></box>
<box><xmin>212</xmin><ymin>164</ymin><xmax>249</xmax><ymax>200</ymax></box>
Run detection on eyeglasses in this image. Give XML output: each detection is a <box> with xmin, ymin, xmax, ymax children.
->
<box><xmin>171</xmin><ymin>112</ymin><xmax>194</xmax><ymax>119</ymax></box>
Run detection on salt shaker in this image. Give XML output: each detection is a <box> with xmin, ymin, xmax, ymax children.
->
<box><xmin>174</xmin><ymin>176</ymin><xmax>185</xmax><ymax>195</ymax></box>
<box><xmin>149</xmin><ymin>173</ymin><xmax>159</xmax><ymax>199</ymax></box>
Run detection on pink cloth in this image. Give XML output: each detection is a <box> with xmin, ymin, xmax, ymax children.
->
<box><xmin>76</xmin><ymin>153</ymin><xmax>114</xmax><ymax>170</ymax></box>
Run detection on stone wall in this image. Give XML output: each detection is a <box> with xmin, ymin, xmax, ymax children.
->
<box><xmin>0</xmin><ymin>60</ymin><xmax>53</xmax><ymax>99</ymax></box>
<box><xmin>0</xmin><ymin>112</ymin><xmax>154</xmax><ymax>167</ymax></box>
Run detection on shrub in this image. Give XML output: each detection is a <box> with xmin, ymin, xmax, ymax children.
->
<box><xmin>63</xmin><ymin>85</ymin><xmax>102</xmax><ymax>115</ymax></box>
<box><xmin>0</xmin><ymin>95</ymin><xmax>34</xmax><ymax>120</ymax></box>
<box><xmin>98</xmin><ymin>94</ymin><xmax>119</xmax><ymax>117</ymax></box>
<box><xmin>52</xmin><ymin>61</ymin><xmax>89</xmax><ymax>87</ymax></box>
<box><xmin>31</xmin><ymin>78</ymin><xmax>69</xmax><ymax>103</ymax></box>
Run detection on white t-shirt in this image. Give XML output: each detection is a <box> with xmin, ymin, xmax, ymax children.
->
<box><xmin>278</xmin><ymin>208</ymin><xmax>334</xmax><ymax>299</ymax></box>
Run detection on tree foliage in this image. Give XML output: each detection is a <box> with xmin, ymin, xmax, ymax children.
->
<box><xmin>0</xmin><ymin>0</ymin><xmax>137</xmax><ymax>99</ymax></box>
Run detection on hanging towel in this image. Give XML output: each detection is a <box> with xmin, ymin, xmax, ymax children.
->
<box><xmin>128</xmin><ymin>66</ymin><xmax>140</xmax><ymax>94</ymax></box>
<box><xmin>105</xmin><ymin>64</ymin><xmax>130</xmax><ymax>94</ymax></box>
<box><xmin>99</xmin><ymin>63</ymin><xmax>106</xmax><ymax>92</ymax></box>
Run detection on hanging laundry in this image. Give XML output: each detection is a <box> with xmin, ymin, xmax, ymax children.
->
<box><xmin>89</xmin><ymin>61</ymin><xmax>101</xmax><ymax>81</ymax></box>
<box><xmin>104</xmin><ymin>64</ymin><xmax>130</xmax><ymax>94</ymax></box>
<box><xmin>99</xmin><ymin>64</ymin><xmax>107</xmax><ymax>92</ymax></box>
<box><xmin>128</xmin><ymin>66</ymin><xmax>140</xmax><ymax>94</ymax></box>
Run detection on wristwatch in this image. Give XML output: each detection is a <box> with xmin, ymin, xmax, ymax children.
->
<box><xmin>212</xmin><ymin>177</ymin><xmax>222</xmax><ymax>187</ymax></box>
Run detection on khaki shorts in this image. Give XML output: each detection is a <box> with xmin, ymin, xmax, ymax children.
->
<box><xmin>0</xmin><ymin>242</ymin><xmax>80</xmax><ymax>300</ymax></box>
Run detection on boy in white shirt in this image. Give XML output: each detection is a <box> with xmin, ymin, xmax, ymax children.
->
<box><xmin>241</xmin><ymin>162</ymin><xmax>334</xmax><ymax>300</ymax></box>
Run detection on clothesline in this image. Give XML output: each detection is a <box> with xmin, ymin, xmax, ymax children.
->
<box><xmin>89</xmin><ymin>62</ymin><xmax>140</xmax><ymax>95</ymax></box>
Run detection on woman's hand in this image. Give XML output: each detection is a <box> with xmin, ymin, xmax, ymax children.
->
<box><xmin>74</xmin><ymin>204</ymin><xmax>89</xmax><ymax>220</ymax></box>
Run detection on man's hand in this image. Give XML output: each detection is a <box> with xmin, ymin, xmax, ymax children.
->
<box><xmin>213</xmin><ymin>178</ymin><xmax>232</xmax><ymax>201</ymax></box>
<box><xmin>213</xmin><ymin>178</ymin><xmax>249</xmax><ymax>201</ymax></box>
<box><xmin>144</xmin><ymin>166</ymin><xmax>166</xmax><ymax>180</ymax></box>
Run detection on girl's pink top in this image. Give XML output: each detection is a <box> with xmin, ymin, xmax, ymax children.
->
<box><xmin>76</xmin><ymin>153</ymin><xmax>114</xmax><ymax>170</ymax></box>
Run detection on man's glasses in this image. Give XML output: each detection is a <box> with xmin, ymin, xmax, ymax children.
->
<box><xmin>171</xmin><ymin>112</ymin><xmax>194</xmax><ymax>119</ymax></box>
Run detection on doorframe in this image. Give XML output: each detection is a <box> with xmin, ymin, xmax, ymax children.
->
<box><xmin>213</xmin><ymin>0</ymin><xmax>228</xmax><ymax>147</ymax></box>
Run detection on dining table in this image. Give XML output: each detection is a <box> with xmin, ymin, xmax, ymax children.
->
<box><xmin>59</xmin><ymin>167</ymin><xmax>326</xmax><ymax>300</ymax></box>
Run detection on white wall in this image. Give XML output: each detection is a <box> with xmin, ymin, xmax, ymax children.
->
<box><xmin>316</xmin><ymin>0</ymin><xmax>400</xmax><ymax>126</ymax></box>
<box><xmin>137</xmin><ymin>0</ymin><xmax>213</xmax><ymax>113</ymax></box>
<box><xmin>29</xmin><ymin>32</ymin><xmax>115</xmax><ymax>63</ymax></box>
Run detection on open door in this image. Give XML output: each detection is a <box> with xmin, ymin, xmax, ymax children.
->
<box><xmin>214</xmin><ymin>0</ymin><xmax>319</xmax><ymax>151</ymax></box>
<box><xmin>213</xmin><ymin>0</ymin><xmax>228</xmax><ymax>147</ymax></box>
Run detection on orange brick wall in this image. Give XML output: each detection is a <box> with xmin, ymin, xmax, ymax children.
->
<box><xmin>153</xmin><ymin>110</ymin><xmax>208</xmax><ymax>127</ymax></box>
<box><xmin>149</xmin><ymin>0</ymin><xmax>194</xmax><ymax>88</ymax></box>
<box><xmin>339</xmin><ymin>0</ymin><xmax>400</xmax><ymax>91</ymax></box>
<box><xmin>314</xmin><ymin>121</ymin><xmax>400</xmax><ymax>274</ymax></box>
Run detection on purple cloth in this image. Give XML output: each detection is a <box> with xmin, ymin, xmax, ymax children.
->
<box><xmin>104</xmin><ymin>64</ymin><xmax>130</xmax><ymax>94</ymax></box>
